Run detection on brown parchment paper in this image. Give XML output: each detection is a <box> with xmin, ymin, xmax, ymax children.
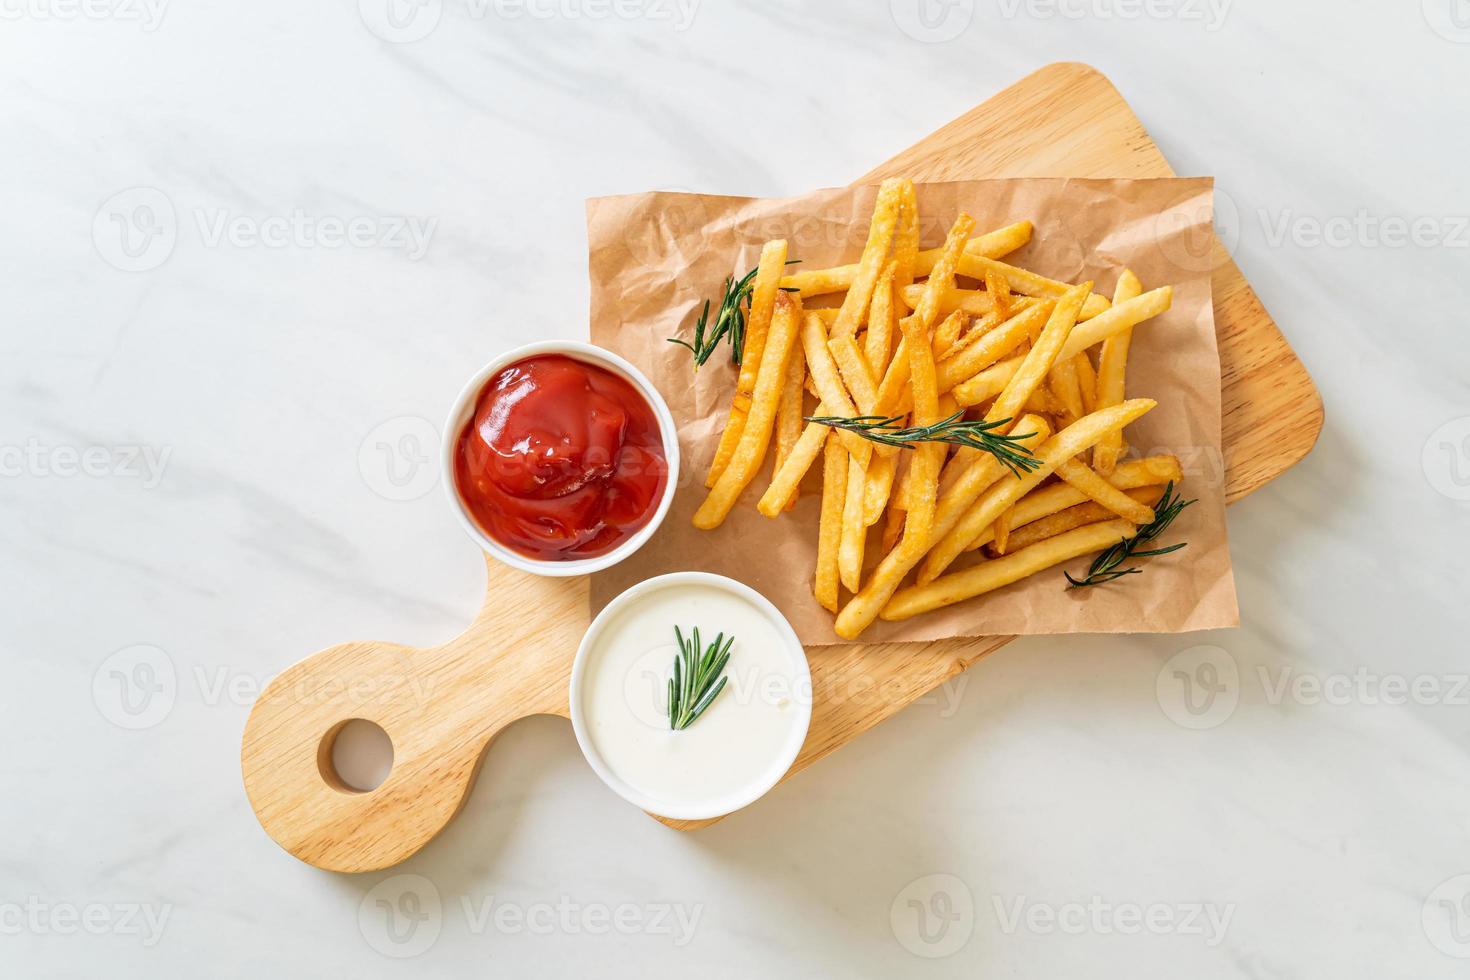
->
<box><xmin>587</xmin><ymin>178</ymin><xmax>1238</xmax><ymax>646</ymax></box>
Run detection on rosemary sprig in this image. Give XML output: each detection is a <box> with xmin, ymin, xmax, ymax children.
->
<box><xmin>1065</xmin><ymin>481</ymin><xmax>1198</xmax><ymax>588</ymax></box>
<box><xmin>804</xmin><ymin>411</ymin><xmax>1043</xmax><ymax>478</ymax></box>
<box><xmin>667</xmin><ymin>626</ymin><xmax>734</xmax><ymax>730</ymax></box>
<box><xmin>668</xmin><ymin>261</ymin><xmax>800</xmax><ymax>370</ymax></box>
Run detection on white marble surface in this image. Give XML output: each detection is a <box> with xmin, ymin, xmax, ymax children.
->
<box><xmin>3</xmin><ymin>1</ymin><xmax>1469</xmax><ymax>976</ymax></box>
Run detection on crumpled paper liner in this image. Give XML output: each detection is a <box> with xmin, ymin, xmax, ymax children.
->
<box><xmin>586</xmin><ymin>178</ymin><xmax>1238</xmax><ymax>646</ymax></box>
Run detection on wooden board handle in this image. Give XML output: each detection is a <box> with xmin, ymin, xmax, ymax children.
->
<box><xmin>240</xmin><ymin>560</ymin><xmax>589</xmax><ymax>872</ymax></box>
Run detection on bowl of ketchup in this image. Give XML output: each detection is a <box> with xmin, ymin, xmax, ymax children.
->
<box><xmin>442</xmin><ymin>342</ymin><xmax>679</xmax><ymax>576</ymax></box>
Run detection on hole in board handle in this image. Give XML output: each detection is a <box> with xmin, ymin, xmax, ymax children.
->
<box><xmin>318</xmin><ymin>719</ymin><xmax>393</xmax><ymax>793</ymax></box>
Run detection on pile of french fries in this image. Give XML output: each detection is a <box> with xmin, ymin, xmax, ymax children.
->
<box><xmin>691</xmin><ymin>178</ymin><xmax>1185</xmax><ymax>641</ymax></box>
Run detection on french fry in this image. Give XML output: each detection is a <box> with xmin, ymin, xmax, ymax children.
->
<box><xmin>758</xmin><ymin>398</ymin><xmax>832</xmax><ymax>517</ymax></box>
<box><xmin>779</xmin><ymin>220</ymin><xmax>1032</xmax><ymax>297</ymax></box>
<box><xmin>963</xmin><ymin>454</ymin><xmax>1182</xmax><ymax>552</ymax></box>
<box><xmin>992</xmin><ymin>504</ymin><xmax>1016</xmax><ymax>555</ymax></box>
<box><xmin>880</xmin><ymin>502</ymin><xmax>905</xmax><ymax>553</ymax></box>
<box><xmin>705</xmin><ymin>239</ymin><xmax>788</xmax><ymax>487</ymax></box>
<box><xmin>1054</xmin><ymin>457</ymin><xmax>1157</xmax><ymax>524</ymax></box>
<box><xmin>1074</xmin><ymin>352</ymin><xmax>1098</xmax><ymax>415</ymax></box>
<box><xmin>950</xmin><ymin>287</ymin><xmax>1172</xmax><ymax>408</ymax></box>
<box><xmin>1093</xmin><ymin>269</ymin><xmax>1143</xmax><ymax>474</ymax></box>
<box><xmin>930</xmin><ymin>309</ymin><xmax>966</xmax><ymax>359</ymax></box>
<box><xmin>815</xmin><ymin>436</ymin><xmax>848</xmax><ymax>613</ymax></box>
<box><xmin>893</xmin><ymin>182</ymin><xmax>920</xmax><ymax>290</ymax></box>
<box><xmin>996</xmin><ymin>486</ymin><xmax>1165</xmax><ymax>555</ymax></box>
<box><xmin>929</xmin><ymin>415</ymin><xmax>1052</xmax><ymax>563</ymax></box>
<box><xmin>866</xmin><ymin>261</ymin><xmax>897</xmax><ymax>373</ymax></box>
<box><xmin>988</xmin><ymin>282</ymin><xmax>1092</xmax><ymax>426</ymax></box>
<box><xmin>882</xmin><ymin>519</ymin><xmax>1141</xmax><ymax>621</ymax></box>
<box><xmin>862</xmin><ymin>451</ymin><xmax>897</xmax><ymax>526</ymax></box>
<box><xmin>831</xmin><ymin>178</ymin><xmax>906</xmax><ymax>339</ymax></box>
<box><xmin>872</xmin><ymin>213</ymin><xmax>976</xmax><ymax>414</ymax></box>
<box><xmin>693</xmin><ymin>291</ymin><xmax>802</xmax><ymax>529</ymax></box>
<box><xmin>956</xmin><ymin>253</ymin><xmax>1112</xmax><ymax>310</ymax></box>
<box><xmin>887</xmin><ymin>303</ymin><xmax>1050</xmax><ymax>415</ymax></box>
<box><xmin>984</xmin><ymin>267</ymin><xmax>1012</xmax><ymax>321</ymax></box>
<box><xmin>802</xmin><ymin>312</ymin><xmax>872</xmax><ymax>464</ymax></box>
<box><xmin>917</xmin><ymin>398</ymin><xmax>1157</xmax><ymax>582</ymax></box>
<box><xmin>902</xmin><ymin>283</ymin><xmax>1109</xmax><ymax>322</ymax></box>
<box><xmin>1048</xmin><ymin>352</ymin><xmax>1084</xmax><ymax>421</ymax></box>
<box><xmin>828</xmin><ymin>334</ymin><xmax>879</xmax><ymax>415</ymax></box>
<box><xmin>951</xmin><ymin>354</ymin><xmax>1025</xmax><ymax>408</ymax></box>
<box><xmin>838</xmin><ymin>455</ymin><xmax>868</xmax><ymax>593</ymax></box>
<box><xmin>831</xmin><ymin>317</ymin><xmax>947</xmax><ymax>641</ymax></box>
<box><xmin>774</xmin><ymin>339</ymin><xmax>807</xmax><ymax>478</ymax></box>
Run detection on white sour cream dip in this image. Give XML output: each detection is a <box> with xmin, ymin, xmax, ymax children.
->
<box><xmin>570</xmin><ymin>573</ymin><xmax>811</xmax><ymax>820</ymax></box>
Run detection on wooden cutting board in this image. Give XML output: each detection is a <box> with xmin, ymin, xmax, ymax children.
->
<box><xmin>241</xmin><ymin>62</ymin><xmax>1322</xmax><ymax>870</ymax></box>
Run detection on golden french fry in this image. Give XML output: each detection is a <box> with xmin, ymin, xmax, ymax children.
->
<box><xmin>1093</xmin><ymin>269</ymin><xmax>1144</xmax><ymax>474</ymax></box>
<box><xmin>780</xmin><ymin>220</ymin><xmax>1031</xmax><ymax>297</ymax></box>
<box><xmin>706</xmin><ymin>239</ymin><xmax>788</xmax><ymax>487</ymax></box>
<box><xmin>984</xmin><ymin>267</ymin><xmax>1012</xmax><ymax>321</ymax></box>
<box><xmin>1054</xmin><ymin>457</ymin><xmax>1157</xmax><ymax>524</ymax></box>
<box><xmin>992</xmin><ymin>504</ymin><xmax>1016</xmax><ymax>555</ymax></box>
<box><xmin>801</xmin><ymin>313</ymin><xmax>872</xmax><ymax>464</ymax></box>
<box><xmin>997</xmin><ymin>485</ymin><xmax>1165</xmax><ymax>555</ymax></box>
<box><xmin>893</xmin><ymin>182</ymin><xmax>920</xmax><ymax>290</ymax></box>
<box><xmin>917</xmin><ymin>398</ymin><xmax>1156</xmax><ymax>582</ymax></box>
<box><xmin>838</xmin><ymin>455</ymin><xmax>868</xmax><ymax>593</ymax></box>
<box><xmin>828</xmin><ymin>334</ymin><xmax>879</xmax><ymax>415</ymax></box>
<box><xmin>929</xmin><ymin>415</ymin><xmax>1052</xmax><ymax>559</ymax></box>
<box><xmin>758</xmin><ymin>399</ymin><xmax>833</xmax><ymax>517</ymax></box>
<box><xmin>880</xmin><ymin>502</ymin><xmax>905</xmax><ymax>553</ymax></box>
<box><xmin>951</xmin><ymin>287</ymin><xmax>1172</xmax><ymax>408</ymax></box>
<box><xmin>693</xmin><ymin>291</ymin><xmax>802</xmax><ymax>529</ymax></box>
<box><xmin>871</xmin><ymin>213</ymin><xmax>976</xmax><ymax>415</ymax></box>
<box><xmin>963</xmin><ymin>454</ymin><xmax>1182</xmax><ymax>552</ymax></box>
<box><xmin>951</xmin><ymin>354</ymin><xmax>1025</xmax><ymax>407</ymax></box>
<box><xmin>882</xmin><ymin>519</ymin><xmax>1140</xmax><ymax>621</ymax></box>
<box><xmin>831</xmin><ymin>330</ymin><xmax>955</xmax><ymax>641</ymax></box>
<box><xmin>1048</xmin><ymin>352</ymin><xmax>1084</xmax><ymax>420</ymax></box>
<box><xmin>863</xmin><ymin>451</ymin><xmax>896</xmax><ymax>526</ymax></box>
<box><xmin>930</xmin><ymin>309</ymin><xmax>966</xmax><ymax>359</ymax></box>
<box><xmin>1074</xmin><ymin>352</ymin><xmax>1098</xmax><ymax>415</ymax></box>
<box><xmin>988</xmin><ymin>282</ymin><xmax>1091</xmax><ymax>426</ymax></box>
<box><xmin>866</xmin><ymin>261</ymin><xmax>897</xmax><ymax>374</ymax></box>
<box><xmin>830</xmin><ymin>178</ymin><xmax>905</xmax><ymax>340</ymax></box>
<box><xmin>774</xmin><ymin>339</ymin><xmax>807</xmax><ymax>476</ymax></box>
<box><xmin>902</xmin><ymin>283</ymin><xmax>1108</xmax><ymax>322</ymax></box>
<box><xmin>815</xmin><ymin>435</ymin><xmax>848</xmax><ymax>613</ymax></box>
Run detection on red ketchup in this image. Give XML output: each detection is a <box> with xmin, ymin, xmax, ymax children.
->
<box><xmin>454</xmin><ymin>354</ymin><xmax>668</xmax><ymax>561</ymax></box>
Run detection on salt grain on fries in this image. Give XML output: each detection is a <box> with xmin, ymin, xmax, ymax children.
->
<box><xmin>689</xmin><ymin>179</ymin><xmax>1185</xmax><ymax>638</ymax></box>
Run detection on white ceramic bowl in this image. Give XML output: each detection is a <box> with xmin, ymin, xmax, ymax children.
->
<box><xmin>568</xmin><ymin>572</ymin><xmax>812</xmax><ymax>821</ymax></box>
<box><xmin>441</xmin><ymin>340</ymin><xmax>680</xmax><ymax>577</ymax></box>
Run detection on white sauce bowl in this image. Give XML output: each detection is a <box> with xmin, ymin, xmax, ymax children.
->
<box><xmin>569</xmin><ymin>572</ymin><xmax>812</xmax><ymax>821</ymax></box>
